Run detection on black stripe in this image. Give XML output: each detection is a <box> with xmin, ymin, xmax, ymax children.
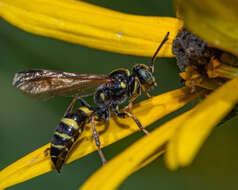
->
<box><xmin>56</xmin><ymin>122</ymin><xmax>75</xmax><ymax>136</ymax></box>
<box><xmin>51</xmin><ymin>148</ymin><xmax>69</xmax><ymax>172</ymax></box>
<box><xmin>65</xmin><ymin>110</ymin><xmax>89</xmax><ymax>124</ymax></box>
<box><xmin>50</xmin><ymin>146</ymin><xmax>63</xmax><ymax>157</ymax></box>
<box><xmin>51</xmin><ymin>133</ymin><xmax>69</xmax><ymax>146</ymax></box>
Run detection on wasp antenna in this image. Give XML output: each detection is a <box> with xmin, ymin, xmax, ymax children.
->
<box><xmin>150</xmin><ymin>32</ymin><xmax>170</xmax><ymax>73</ymax></box>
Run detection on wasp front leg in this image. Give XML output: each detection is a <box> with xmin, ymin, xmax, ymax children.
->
<box><xmin>141</xmin><ymin>86</ymin><xmax>153</xmax><ymax>98</ymax></box>
<box><xmin>125</xmin><ymin>77</ymin><xmax>141</xmax><ymax>112</ymax></box>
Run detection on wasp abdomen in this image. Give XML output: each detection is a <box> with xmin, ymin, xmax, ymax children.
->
<box><xmin>50</xmin><ymin>108</ymin><xmax>92</xmax><ymax>172</ymax></box>
<box><xmin>50</xmin><ymin>119</ymin><xmax>80</xmax><ymax>172</ymax></box>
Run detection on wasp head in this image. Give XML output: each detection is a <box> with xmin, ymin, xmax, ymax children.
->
<box><xmin>132</xmin><ymin>64</ymin><xmax>157</xmax><ymax>90</ymax></box>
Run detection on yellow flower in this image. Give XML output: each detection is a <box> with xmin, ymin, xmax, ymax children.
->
<box><xmin>0</xmin><ymin>0</ymin><xmax>238</xmax><ymax>190</ymax></box>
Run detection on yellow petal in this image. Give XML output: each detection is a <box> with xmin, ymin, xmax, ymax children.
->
<box><xmin>0</xmin><ymin>0</ymin><xmax>182</xmax><ymax>57</ymax></box>
<box><xmin>0</xmin><ymin>87</ymin><xmax>204</xmax><ymax>189</ymax></box>
<box><xmin>80</xmin><ymin>109</ymin><xmax>193</xmax><ymax>190</ymax></box>
<box><xmin>166</xmin><ymin>77</ymin><xmax>238</xmax><ymax>170</ymax></box>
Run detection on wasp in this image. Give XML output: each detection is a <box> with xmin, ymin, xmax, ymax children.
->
<box><xmin>12</xmin><ymin>32</ymin><xmax>169</xmax><ymax>172</ymax></box>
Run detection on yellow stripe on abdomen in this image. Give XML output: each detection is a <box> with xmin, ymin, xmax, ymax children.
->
<box><xmin>79</xmin><ymin>107</ymin><xmax>93</xmax><ymax>115</ymax></box>
<box><xmin>61</xmin><ymin>118</ymin><xmax>79</xmax><ymax>130</ymax></box>
<box><xmin>51</xmin><ymin>144</ymin><xmax>65</xmax><ymax>149</ymax></box>
<box><xmin>54</xmin><ymin>131</ymin><xmax>72</xmax><ymax>140</ymax></box>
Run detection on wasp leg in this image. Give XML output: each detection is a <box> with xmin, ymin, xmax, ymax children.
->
<box><xmin>63</xmin><ymin>98</ymin><xmax>78</xmax><ymax>117</ymax></box>
<box><xmin>91</xmin><ymin>116</ymin><xmax>107</xmax><ymax>165</ymax></box>
<box><xmin>76</xmin><ymin>97</ymin><xmax>93</xmax><ymax>108</ymax></box>
<box><xmin>113</xmin><ymin>107</ymin><xmax>149</xmax><ymax>135</ymax></box>
<box><xmin>44</xmin><ymin>147</ymin><xmax>50</xmax><ymax>157</ymax></box>
<box><xmin>141</xmin><ymin>86</ymin><xmax>152</xmax><ymax>98</ymax></box>
<box><xmin>125</xmin><ymin>77</ymin><xmax>141</xmax><ymax>111</ymax></box>
<box><xmin>64</xmin><ymin>97</ymin><xmax>93</xmax><ymax>117</ymax></box>
<box><xmin>124</xmin><ymin>93</ymin><xmax>140</xmax><ymax>112</ymax></box>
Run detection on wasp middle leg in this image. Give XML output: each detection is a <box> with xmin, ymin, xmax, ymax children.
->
<box><xmin>112</xmin><ymin>106</ymin><xmax>149</xmax><ymax>135</ymax></box>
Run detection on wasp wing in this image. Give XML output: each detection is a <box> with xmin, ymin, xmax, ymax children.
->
<box><xmin>12</xmin><ymin>69</ymin><xmax>111</xmax><ymax>100</ymax></box>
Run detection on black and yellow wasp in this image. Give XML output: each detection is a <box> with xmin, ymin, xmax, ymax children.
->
<box><xmin>12</xmin><ymin>32</ymin><xmax>169</xmax><ymax>172</ymax></box>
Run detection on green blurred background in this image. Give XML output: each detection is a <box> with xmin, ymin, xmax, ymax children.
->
<box><xmin>1</xmin><ymin>0</ymin><xmax>238</xmax><ymax>189</ymax></box>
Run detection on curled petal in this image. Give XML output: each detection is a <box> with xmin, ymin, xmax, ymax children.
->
<box><xmin>0</xmin><ymin>0</ymin><xmax>182</xmax><ymax>57</ymax></box>
<box><xmin>166</xmin><ymin>77</ymin><xmax>238</xmax><ymax>170</ymax></box>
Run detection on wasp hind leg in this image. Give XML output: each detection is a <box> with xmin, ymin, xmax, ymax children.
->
<box><xmin>64</xmin><ymin>97</ymin><xmax>93</xmax><ymax>117</ymax></box>
<box><xmin>44</xmin><ymin>147</ymin><xmax>50</xmax><ymax>157</ymax></box>
<box><xmin>91</xmin><ymin>116</ymin><xmax>107</xmax><ymax>165</ymax></box>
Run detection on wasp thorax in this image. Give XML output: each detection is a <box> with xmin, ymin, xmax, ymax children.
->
<box><xmin>94</xmin><ymin>85</ymin><xmax>112</xmax><ymax>106</ymax></box>
<box><xmin>95</xmin><ymin>107</ymin><xmax>110</xmax><ymax>121</ymax></box>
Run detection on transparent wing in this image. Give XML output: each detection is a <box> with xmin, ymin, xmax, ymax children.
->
<box><xmin>12</xmin><ymin>69</ymin><xmax>111</xmax><ymax>100</ymax></box>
